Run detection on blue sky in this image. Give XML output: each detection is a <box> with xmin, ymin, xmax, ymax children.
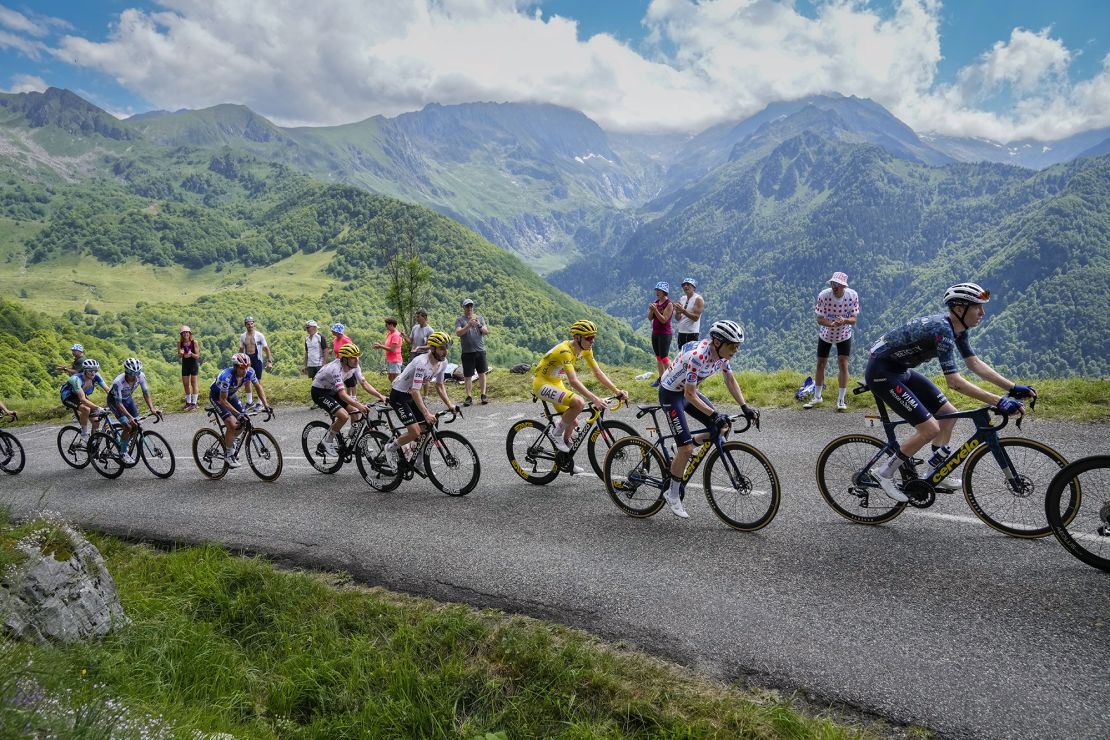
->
<box><xmin>2</xmin><ymin>1</ymin><xmax>1109</xmax><ymax>140</ymax></box>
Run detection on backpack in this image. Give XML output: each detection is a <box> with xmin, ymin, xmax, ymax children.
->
<box><xmin>510</xmin><ymin>363</ymin><xmax>531</xmax><ymax>374</ymax></box>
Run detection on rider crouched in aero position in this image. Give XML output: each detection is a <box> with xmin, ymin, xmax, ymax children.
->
<box><xmin>533</xmin><ymin>320</ymin><xmax>629</xmax><ymax>471</ymax></box>
<box><xmin>865</xmin><ymin>282</ymin><xmax>1037</xmax><ymax>502</ymax></box>
<box><xmin>658</xmin><ymin>320</ymin><xmax>758</xmax><ymax>519</ymax></box>
<box><xmin>106</xmin><ymin>358</ymin><xmax>160</xmax><ymax>462</ymax></box>
<box><xmin>382</xmin><ymin>331</ymin><xmax>460</xmax><ymax>473</ymax></box>
<box><xmin>209</xmin><ymin>353</ymin><xmax>271</xmax><ymax>468</ymax></box>
<box><xmin>311</xmin><ymin>343</ymin><xmax>387</xmax><ymax>456</ymax></box>
<box><xmin>60</xmin><ymin>358</ymin><xmax>110</xmax><ymax>446</ymax></box>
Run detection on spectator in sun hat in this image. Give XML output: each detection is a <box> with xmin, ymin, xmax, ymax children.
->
<box><xmin>647</xmin><ymin>280</ymin><xmax>674</xmax><ymax>383</ymax></box>
<box><xmin>330</xmin><ymin>322</ymin><xmax>351</xmax><ymax>358</ymax></box>
<box><xmin>303</xmin><ymin>320</ymin><xmax>328</xmax><ymax>379</ymax></box>
<box><xmin>178</xmin><ymin>326</ymin><xmax>201</xmax><ymax>410</ymax></box>
<box><xmin>455</xmin><ymin>298</ymin><xmax>490</xmax><ymax>406</ymax></box>
<box><xmin>673</xmin><ymin>277</ymin><xmax>704</xmax><ymax>349</ymax></box>
<box><xmin>804</xmin><ymin>271</ymin><xmax>860</xmax><ymax>411</ymax></box>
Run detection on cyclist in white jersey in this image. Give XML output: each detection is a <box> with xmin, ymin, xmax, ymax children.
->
<box><xmin>657</xmin><ymin>320</ymin><xmax>758</xmax><ymax>518</ymax></box>
<box><xmin>106</xmin><ymin>358</ymin><xmax>160</xmax><ymax>461</ymax></box>
<box><xmin>311</xmin><ymin>343</ymin><xmax>386</xmax><ymax>456</ymax></box>
<box><xmin>382</xmin><ymin>332</ymin><xmax>459</xmax><ymax>473</ymax></box>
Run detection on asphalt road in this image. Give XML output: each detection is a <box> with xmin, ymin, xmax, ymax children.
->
<box><xmin>3</xmin><ymin>401</ymin><xmax>1108</xmax><ymax>739</ymax></box>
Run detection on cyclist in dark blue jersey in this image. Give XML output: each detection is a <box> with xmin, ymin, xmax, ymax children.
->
<box><xmin>209</xmin><ymin>353</ymin><xmax>270</xmax><ymax>468</ymax></box>
<box><xmin>864</xmin><ymin>282</ymin><xmax>1037</xmax><ymax>501</ymax></box>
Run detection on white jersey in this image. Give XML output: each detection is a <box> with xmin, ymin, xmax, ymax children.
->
<box><xmin>107</xmin><ymin>372</ymin><xmax>148</xmax><ymax>401</ymax></box>
<box><xmin>311</xmin><ymin>359</ymin><xmax>363</xmax><ymax>392</ymax></box>
<box><xmin>391</xmin><ymin>353</ymin><xmax>446</xmax><ymax>393</ymax></box>
<box><xmin>675</xmin><ymin>292</ymin><xmax>703</xmax><ymax>334</ymax></box>
<box><xmin>659</xmin><ymin>338</ymin><xmax>732</xmax><ymax>392</ymax></box>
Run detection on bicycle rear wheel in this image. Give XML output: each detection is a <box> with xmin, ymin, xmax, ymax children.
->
<box><xmin>88</xmin><ymin>432</ymin><xmax>125</xmax><ymax>479</ymax></box>
<box><xmin>355</xmin><ymin>430</ymin><xmax>402</xmax><ymax>492</ymax></box>
<box><xmin>246</xmin><ymin>428</ymin><xmax>283</xmax><ymax>482</ymax></box>
<box><xmin>139</xmin><ymin>431</ymin><xmax>175</xmax><ymax>479</ymax></box>
<box><xmin>587</xmin><ymin>419</ymin><xmax>638</xmax><ymax>480</ymax></box>
<box><xmin>0</xmin><ymin>431</ymin><xmax>25</xmax><ymax>475</ymax></box>
<box><xmin>425</xmin><ymin>430</ymin><xmax>480</xmax><ymax>496</ymax></box>
<box><xmin>1046</xmin><ymin>455</ymin><xmax>1109</xmax><ymax>573</ymax></box>
<box><xmin>816</xmin><ymin>434</ymin><xmax>908</xmax><ymax>525</ymax></box>
<box><xmin>192</xmin><ymin>428</ymin><xmax>228</xmax><ymax>480</ymax></box>
<box><xmin>963</xmin><ymin>438</ymin><xmax>1069</xmax><ymax>539</ymax></box>
<box><xmin>603</xmin><ymin>436</ymin><xmax>667</xmax><ymax>517</ymax></box>
<box><xmin>703</xmin><ymin>441</ymin><xmax>781</xmax><ymax>531</ymax></box>
<box><xmin>506</xmin><ymin>419</ymin><xmax>559</xmax><ymax>485</ymax></box>
<box><xmin>57</xmin><ymin>425</ymin><xmax>90</xmax><ymax>469</ymax></box>
<box><xmin>302</xmin><ymin>420</ymin><xmax>343</xmax><ymax>473</ymax></box>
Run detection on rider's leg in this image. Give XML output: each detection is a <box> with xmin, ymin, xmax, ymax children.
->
<box><xmin>557</xmin><ymin>396</ymin><xmax>585</xmax><ymax>446</ymax></box>
<box><xmin>223</xmin><ymin>416</ymin><xmax>239</xmax><ymax>452</ymax></box>
<box><xmin>328</xmin><ymin>407</ymin><xmax>350</xmax><ymax>437</ymax></box>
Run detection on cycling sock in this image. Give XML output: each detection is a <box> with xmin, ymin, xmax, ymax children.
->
<box><xmin>81</xmin><ymin>424</ymin><xmax>90</xmax><ymax>437</ymax></box>
<box><xmin>324</xmin><ymin>431</ymin><xmax>336</xmax><ymax>442</ymax></box>
<box><xmin>668</xmin><ymin>478</ymin><xmax>682</xmax><ymax>498</ymax></box>
<box><xmin>814</xmin><ymin>384</ymin><xmax>824</xmax><ymax>401</ymax></box>
<box><xmin>877</xmin><ymin>448</ymin><xmax>910</xmax><ymax>478</ymax></box>
<box><xmin>245</xmin><ymin>393</ymin><xmax>253</xmax><ymax>405</ymax></box>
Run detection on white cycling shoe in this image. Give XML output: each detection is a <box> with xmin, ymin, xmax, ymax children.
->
<box><xmin>875</xmin><ymin>471</ymin><xmax>908</xmax><ymax>502</ymax></box>
<box><xmin>663</xmin><ymin>489</ymin><xmax>689</xmax><ymax>519</ymax></box>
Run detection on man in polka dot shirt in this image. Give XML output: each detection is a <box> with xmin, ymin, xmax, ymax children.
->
<box><xmin>805</xmin><ymin>271</ymin><xmax>860</xmax><ymax>411</ymax></box>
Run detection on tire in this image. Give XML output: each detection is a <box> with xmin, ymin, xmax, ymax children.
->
<box><xmin>246</xmin><ymin>428</ymin><xmax>283</xmax><ymax>482</ymax></box>
<box><xmin>703</xmin><ymin>441</ymin><xmax>781</xmax><ymax>531</ymax></box>
<box><xmin>816</xmin><ymin>434</ymin><xmax>909</xmax><ymax>525</ymax></box>
<box><xmin>425</xmin><ymin>430</ymin><xmax>481</xmax><ymax>497</ymax></box>
<box><xmin>587</xmin><ymin>419</ymin><xmax>639</xmax><ymax>480</ymax></box>
<box><xmin>506</xmin><ymin>419</ymin><xmax>559</xmax><ymax>485</ymax></box>
<box><xmin>301</xmin><ymin>420</ymin><xmax>343</xmax><ymax>474</ymax></box>
<box><xmin>355</xmin><ymin>430</ymin><xmax>402</xmax><ymax>492</ymax></box>
<box><xmin>602</xmin><ymin>436</ymin><xmax>667</xmax><ymax>517</ymax></box>
<box><xmin>1046</xmin><ymin>455</ymin><xmax>1110</xmax><ymax>573</ymax></box>
<box><xmin>0</xmin><ymin>431</ymin><xmax>25</xmax><ymax>475</ymax></box>
<box><xmin>57</xmin><ymin>425</ymin><xmax>90</xmax><ymax>469</ymax></box>
<box><xmin>192</xmin><ymin>428</ymin><xmax>228</xmax><ymax>480</ymax></box>
<box><xmin>963</xmin><ymin>437</ymin><xmax>1070</xmax><ymax>539</ymax></box>
<box><xmin>88</xmin><ymin>432</ymin><xmax>125</xmax><ymax>479</ymax></box>
<box><xmin>139</xmin><ymin>431</ymin><xmax>175</xmax><ymax>479</ymax></box>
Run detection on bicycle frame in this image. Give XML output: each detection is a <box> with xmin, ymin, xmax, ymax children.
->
<box><xmin>369</xmin><ymin>402</ymin><xmax>461</xmax><ymax>478</ymax></box>
<box><xmin>532</xmin><ymin>395</ymin><xmax>624</xmax><ymax>461</ymax></box>
<box><xmin>204</xmin><ymin>405</ymin><xmax>271</xmax><ymax>457</ymax></box>
<box><xmin>635</xmin><ymin>404</ymin><xmax>755</xmax><ymax>486</ymax></box>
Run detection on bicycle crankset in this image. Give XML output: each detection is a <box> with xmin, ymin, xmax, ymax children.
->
<box><xmin>904</xmin><ymin>479</ymin><xmax>936</xmax><ymax>509</ymax></box>
<box><xmin>555</xmin><ymin>450</ymin><xmax>575</xmax><ymax>472</ymax></box>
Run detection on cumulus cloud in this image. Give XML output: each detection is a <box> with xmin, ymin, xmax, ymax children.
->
<box><xmin>3</xmin><ymin>73</ymin><xmax>47</xmax><ymax>94</ymax></box>
<box><xmin>20</xmin><ymin>0</ymin><xmax>1110</xmax><ymax>141</ymax></box>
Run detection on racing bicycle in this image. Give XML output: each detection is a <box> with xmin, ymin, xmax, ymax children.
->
<box><xmin>192</xmin><ymin>405</ymin><xmax>282</xmax><ymax>481</ymax></box>
<box><xmin>356</xmin><ymin>404</ymin><xmax>479</xmax><ymax>496</ymax></box>
<box><xmin>87</xmin><ymin>410</ymin><xmax>175</xmax><ymax>479</ymax></box>
<box><xmin>816</xmin><ymin>384</ymin><xmax>1076</xmax><ymax>538</ymax></box>
<box><xmin>1045</xmin><ymin>455</ymin><xmax>1110</xmax><ymax>573</ymax></box>
<box><xmin>602</xmin><ymin>404</ymin><xmax>780</xmax><ymax>531</ymax></box>
<box><xmin>301</xmin><ymin>406</ymin><xmax>384</xmax><ymax>474</ymax></box>
<box><xmin>506</xmin><ymin>395</ymin><xmax>636</xmax><ymax>484</ymax></box>
<box><xmin>0</xmin><ymin>412</ymin><xmax>24</xmax><ymax>475</ymax></box>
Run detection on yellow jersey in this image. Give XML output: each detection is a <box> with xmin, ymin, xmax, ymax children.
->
<box><xmin>534</xmin><ymin>339</ymin><xmax>599</xmax><ymax>384</ymax></box>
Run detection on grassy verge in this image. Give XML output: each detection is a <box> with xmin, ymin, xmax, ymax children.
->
<box><xmin>8</xmin><ymin>367</ymin><xmax>1109</xmax><ymax>426</ymax></box>
<box><xmin>0</xmin><ymin>516</ymin><xmax>887</xmax><ymax>738</ymax></box>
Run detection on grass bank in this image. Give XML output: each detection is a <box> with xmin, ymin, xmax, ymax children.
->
<box><xmin>0</xmin><ymin>513</ymin><xmax>888</xmax><ymax>738</ymax></box>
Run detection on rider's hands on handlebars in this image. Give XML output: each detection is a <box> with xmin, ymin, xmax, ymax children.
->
<box><xmin>1010</xmin><ymin>384</ymin><xmax>1037</xmax><ymax>399</ymax></box>
<box><xmin>997</xmin><ymin>396</ymin><xmax>1024</xmax><ymax>414</ymax></box>
<box><xmin>741</xmin><ymin>403</ymin><xmax>758</xmax><ymax>421</ymax></box>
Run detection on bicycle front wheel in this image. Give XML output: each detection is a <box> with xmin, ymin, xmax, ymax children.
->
<box><xmin>963</xmin><ymin>438</ymin><xmax>1069</xmax><ymax>539</ymax></box>
<box><xmin>0</xmin><ymin>431</ymin><xmax>25</xmax><ymax>475</ymax></box>
<box><xmin>139</xmin><ymin>431</ymin><xmax>175</xmax><ymax>479</ymax></box>
<box><xmin>355</xmin><ymin>430</ymin><xmax>402</xmax><ymax>492</ymax></box>
<box><xmin>192</xmin><ymin>428</ymin><xmax>228</xmax><ymax>480</ymax></box>
<box><xmin>506</xmin><ymin>419</ymin><xmax>559</xmax><ymax>485</ymax></box>
<box><xmin>816</xmin><ymin>434</ymin><xmax>908</xmax><ymax>525</ymax></box>
<box><xmin>1046</xmin><ymin>455</ymin><xmax>1109</xmax><ymax>572</ymax></box>
<box><xmin>587</xmin><ymin>419</ymin><xmax>638</xmax><ymax>480</ymax></box>
<box><xmin>302</xmin><ymin>420</ymin><xmax>343</xmax><ymax>474</ymax></box>
<box><xmin>57</xmin><ymin>425</ymin><xmax>90</xmax><ymax>469</ymax></box>
<box><xmin>88</xmin><ymin>432</ymin><xmax>125</xmax><ymax>479</ymax></box>
<box><xmin>703</xmin><ymin>441</ymin><xmax>781</xmax><ymax>531</ymax></box>
<box><xmin>603</xmin><ymin>436</ymin><xmax>667</xmax><ymax>517</ymax></box>
<box><xmin>425</xmin><ymin>430</ymin><xmax>480</xmax><ymax>497</ymax></box>
<box><xmin>246</xmin><ymin>428</ymin><xmax>283</xmax><ymax>482</ymax></box>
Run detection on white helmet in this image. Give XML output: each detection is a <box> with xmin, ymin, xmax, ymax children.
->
<box><xmin>944</xmin><ymin>282</ymin><xmax>990</xmax><ymax>306</ymax></box>
<box><xmin>709</xmin><ymin>320</ymin><xmax>744</xmax><ymax>345</ymax></box>
<box><xmin>124</xmin><ymin>358</ymin><xmax>143</xmax><ymax>374</ymax></box>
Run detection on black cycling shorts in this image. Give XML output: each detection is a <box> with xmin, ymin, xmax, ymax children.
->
<box><xmin>658</xmin><ymin>387</ymin><xmax>715</xmax><ymax>447</ymax></box>
<box><xmin>311</xmin><ymin>386</ymin><xmax>344</xmax><ymax>416</ymax></box>
<box><xmin>864</xmin><ymin>361</ymin><xmax>948</xmax><ymax>426</ymax></box>
<box><xmin>651</xmin><ymin>332</ymin><xmax>672</xmax><ymax>359</ymax></box>
<box><xmin>389</xmin><ymin>388</ymin><xmax>420</xmax><ymax>426</ymax></box>
<box><xmin>817</xmin><ymin>338</ymin><xmax>852</xmax><ymax>358</ymax></box>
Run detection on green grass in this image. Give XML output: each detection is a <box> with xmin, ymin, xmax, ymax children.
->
<box><xmin>0</xmin><ymin>517</ymin><xmax>882</xmax><ymax>738</ymax></box>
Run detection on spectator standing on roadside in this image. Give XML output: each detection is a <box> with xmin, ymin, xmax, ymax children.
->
<box><xmin>303</xmin><ymin>320</ymin><xmax>328</xmax><ymax>379</ymax></box>
<box><xmin>373</xmin><ymin>317</ymin><xmax>404</xmax><ymax>382</ymax></box>
<box><xmin>408</xmin><ymin>310</ymin><xmax>434</xmax><ymax>398</ymax></box>
<box><xmin>455</xmin><ymin>298</ymin><xmax>490</xmax><ymax>406</ymax></box>
<box><xmin>178</xmin><ymin>326</ymin><xmax>201</xmax><ymax>410</ymax></box>
<box><xmin>648</xmin><ymin>281</ymin><xmax>674</xmax><ymax>383</ymax></box>
<box><xmin>673</xmin><ymin>277</ymin><xmax>704</xmax><ymax>348</ymax></box>
<box><xmin>804</xmin><ymin>271</ymin><xmax>860</xmax><ymax>411</ymax></box>
<box><xmin>331</xmin><ymin>323</ymin><xmax>352</xmax><ymax>357</ymax></box>
<box><xmin>55</xmin><ymin>343</ymin><xmax>86</xmax><ymax>376</ymax></box>
<box><xmin>238</xmin><ymin>316</ymin><xmax>273</xmax><ymax>410</ymax></box>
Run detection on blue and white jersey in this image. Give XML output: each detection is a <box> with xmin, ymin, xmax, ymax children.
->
<box><xmin>60</xmin><ymin>372</ymin><xmax>107</xmax><ymax>399</ymax></box>
<box><xmin>107</xmin><ymin>372</ymin><xmax>148</xmax><ymax>402</ymax></box>
<box><xmin>659</xmin><ymin>338</ymin><xmax>733</xmax><ymax>392</ymax></box>
<box><xmin>867</xmin><ymin>314</ymin><xmax>974</xmax><ymax>375</ymax></box>
<box><xmin>210</xmin><ymin>367</ymin><xmax>258</xmax><ymax>396</ymax></box>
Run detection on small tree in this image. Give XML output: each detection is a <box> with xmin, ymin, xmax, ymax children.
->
<box><xmin>385</xmin><ymin>226</ymin><xmax>431</xmax><ymax>358</ymax></box>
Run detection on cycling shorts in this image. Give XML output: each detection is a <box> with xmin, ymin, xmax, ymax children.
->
<box><xmin>659</xmin><ymin>387</ymin><xmax>714</xmax><ymax>447</ymax></box>
<box><xmin>311</xmin><ymin>386</ymin><xmax>344</xmax><ymax>416</ymax></box>
<box><xmin>817</xmin><ymin>337</ymin><xmax>852</xmax><ymax>358</ymax></box>
<box><xmin>389</xmin><ymin>389</ymin><xmax>420</xmax><ymax>426</ymax></box>
<box><xmin>208</xmin><ymin>390</ymin><xmax>245</xmax><ymax>420</ymax></box>
<box><xmin>108</xmin><ymin>395</ymin><xmax>138</xmax><ymax>424</ymax></box>
<box><xmin>532</xmin><ymin>380</ymin><xmax>576</xmax><ymax>413</ymax></box>
<box><xmin>864</xmin><ymin>361</ymin><xmax>948</xmax><ymax>426</ymax></box>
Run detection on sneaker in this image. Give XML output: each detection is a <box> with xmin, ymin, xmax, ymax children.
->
<box><xmin>803</xmin><ymin>397</ymin><xmax>823</xmax><ymax>409</ymax></box>
<box><xmin>874</xmin><ymin>471</ymin><xmax>908</xmax><ymax>502</ymax></box>
<box><xmin>663</xmin><ymin>489</ymin><xmax>689</xmax><ymax>519</ymax></box>
<box><xmin>837</xmin><ymin>400</ymin><xmax>848</xmax><ymax>411</ymax></box>
<box><xmin>226</xmin><ymin>454</ymin><xmax>241</xmax><ymax>468</ymax></box>
<box><xmin>480</xmin><ymin>394</ymin><xmax>488</xmax><ymax>405</ymax></box>
<box><xmin>463</xmin><ymin>396</ymin><xmax>473</xmax><ymax>407</ymax></box>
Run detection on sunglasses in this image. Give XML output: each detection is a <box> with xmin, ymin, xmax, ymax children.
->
<box><xmin>978</xmin><ymin>290</ymin><xmax>991</xmax><ymax>301</ymax></box>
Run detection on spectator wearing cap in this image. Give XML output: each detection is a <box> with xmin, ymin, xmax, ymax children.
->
<box><xmin>805</xmin><ymin>271</ymin><xmax>860</xmax><ymax>411</ymax></box>
<box><xmin>647</xmin><ymin>281</ymin><xmax>674</xmax><ymax>382</ymax></box>
<box><xmin>178</xmin><ymin>326</ymin><xmax>201</xmax><ymax>410</ymax></box>
<box><xmin>673</xmin><ymin>277</ymin><xmax>704</xmax><ymax>349</ymax></box>
<box><xmin>455</xmin><ymin>298</ymin><xmax>490</xmax><ymax>406</ymax></box>
<box><xmin>303</xmin><ymin>320</ymin><xmax>328</xmax><ymax>379</ymax></box>
<box><xmin>373</xmin><ymin>317</ymin><xmax>405</xmax><ymax>381</ymax></box>
<box><xmin>56</xmin><ymin>343</ymin><xmax>86</xmax><ymax>376</ymax></box>
<box><xmin>238</xmin><ymin>316</ymin><xmax>272</xmax><ymax>409</ymax></box>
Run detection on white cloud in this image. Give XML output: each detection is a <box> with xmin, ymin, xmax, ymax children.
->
<box><xmin>38</xmin><ymin>0</ymin><xmax>1110</xmax><ymax>141</ymax></box>
<box><xmin>0</xmin><ymin>5</ymin><xmax>48</xmax><ymax>36</ymax></box>
<box><xmin>3</xmin><ymin>73</ymin><xmax>47</xmax><ymax>94</ymax></box>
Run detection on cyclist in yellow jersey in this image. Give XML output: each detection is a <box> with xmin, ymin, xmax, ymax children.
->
<box><xmin>533</xmin><ymin>320</ymin><xmax>629</xmax><ymax>453</ymax></box>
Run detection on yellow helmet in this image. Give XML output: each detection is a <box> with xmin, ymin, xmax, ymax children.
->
<box><xmin>570</xmin><ymin>319</ymin><xmax>597</xmax><ymax>337</ymax></box>
<box><xmin>427</xmin><ymin>331</ymin><xmax>450</xmax><ymax>348</ymax></box>
<box><xmin>337</xmin><ymin>343</ymin><xmax>361</xmax><ymax>358</ymax></box>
